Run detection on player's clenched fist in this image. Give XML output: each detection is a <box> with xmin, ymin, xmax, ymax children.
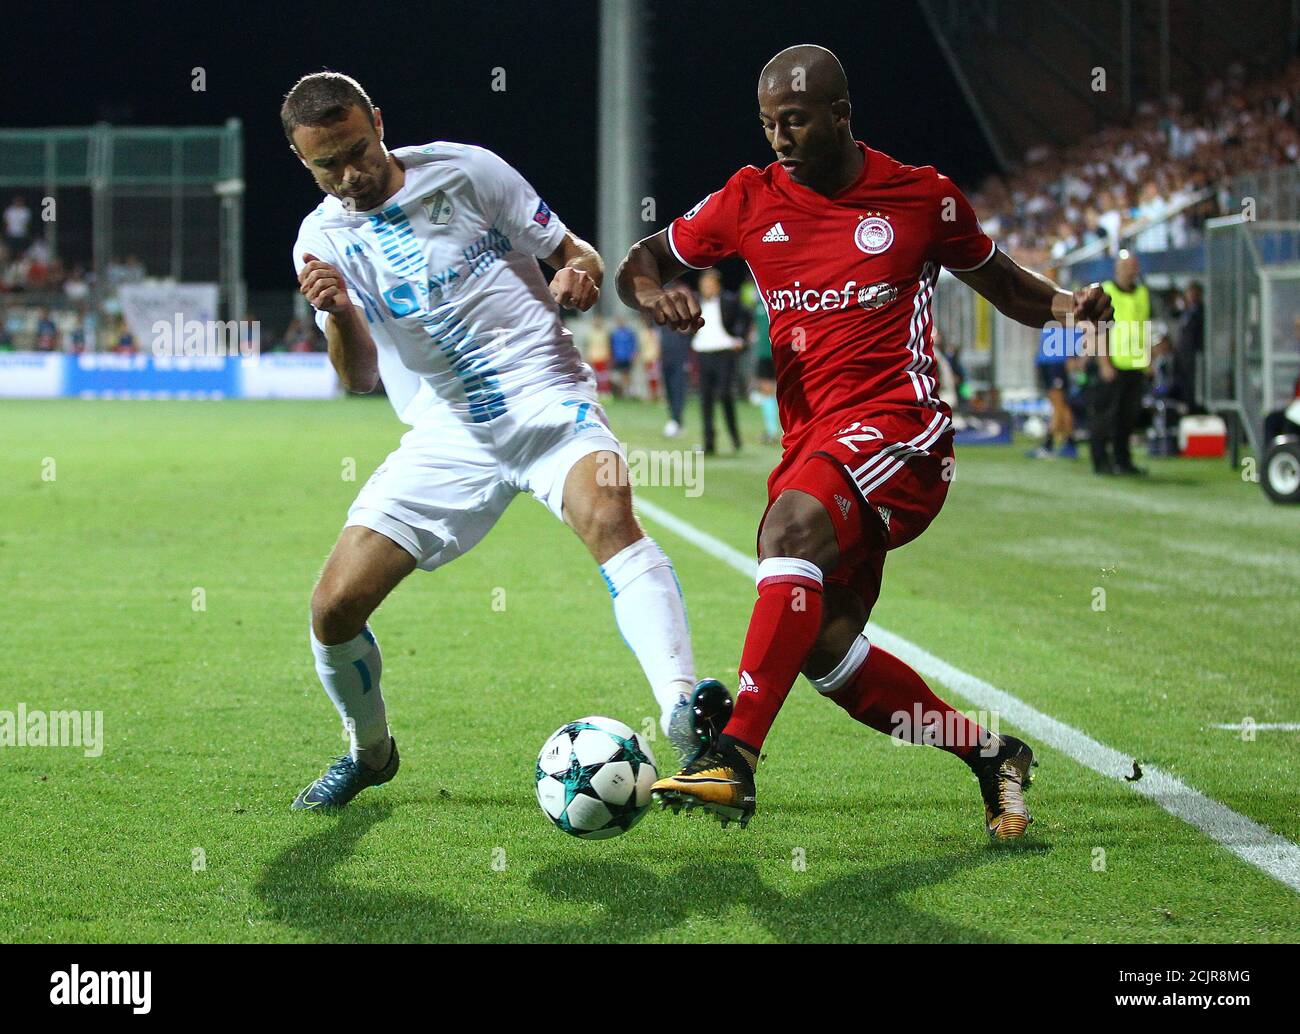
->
<box><xmin>1072</xmin><ymin>282</ymin><xmax>1113</xmax><ymax>325</ymax></box>
<box><xmin>637</xmin><ymin>287</ymin><xmax>703</xmax><ymax>333</ymax></box>
<box><xmin>550</xmin><ymin>267</ymin><xmax>599</xmax><ymax>312</ymax></box>
<box><xmin>299</xmin><ymin>253</ymin><xmax>352</xmax><ymax>314</ymax></box>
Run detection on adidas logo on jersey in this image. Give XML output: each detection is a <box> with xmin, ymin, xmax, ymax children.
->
<box><xmin>762</xmin><ymin>222</ymin><xmax>790</xmax><ymax>242</ymax></box>
<box><xmin>876</xmin><ymin>504</ymin><xmax>892</xmax><ymax>529</ymax></box>
<box><xmin>833</xmin><ymin>493</ymin><xmax>852</xmax><ymax>518</ymax></box>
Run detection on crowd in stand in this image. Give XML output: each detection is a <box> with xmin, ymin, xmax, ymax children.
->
<box><xmin>971</xmin><ymin>59</ymin><xmax>1300</xmax><ymax>269</ymax></box>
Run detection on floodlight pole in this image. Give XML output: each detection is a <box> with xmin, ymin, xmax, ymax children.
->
<box><xmin>596</xmin><ymin>0</ymin><xmax>649</xmax><ymax>316</ymax></box>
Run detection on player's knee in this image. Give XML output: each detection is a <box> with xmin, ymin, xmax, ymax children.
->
<box><xmin>310</xmin><ymin>580</ymin><xmax>370</xmax><ymax>644</ymax></box>
<box><xmin>571</xmin><ymin>483</ymin><xmax>638</xmax><ymax>557</ymax></box>
<box><xmin>759</xmin><ymin>502</ymin><xmax>837</xmax><ymax>570</ymax></box>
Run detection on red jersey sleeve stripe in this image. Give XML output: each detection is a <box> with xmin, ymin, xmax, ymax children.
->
<box><xmin>666</xmin><ymin>222</ymin><xmax>712</xmax><ymax>271</ymax></box>
<box><xmin>943</xmin><ymin>240</ymin><xmax>997</xmax><ymax>273</ymax></box>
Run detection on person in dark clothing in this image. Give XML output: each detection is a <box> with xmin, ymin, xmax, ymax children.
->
<box><xmin>1093</xmin><ymin>251</ymin><xmax>1151</xmax><ymax>475</ymax></box>
<box><xmin>692</xmin><ymin>268</ymin><xmax>751</xmax><ymax>454</ymax></box>
<box><xmin>658</xmin><ymin>283</ymin><xmax>694</xmax><ymax>436</ymax></box>
<box><xmin>1173</xmin><ymin>281</ymin><xmax>1204</xmax><ymax>407</ymax></box>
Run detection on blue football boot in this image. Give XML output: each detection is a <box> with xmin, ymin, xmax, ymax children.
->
<box><xmin>292</xmin><ymin>737</ymin><xmax>400</xmax><ymax>811</ymax></box>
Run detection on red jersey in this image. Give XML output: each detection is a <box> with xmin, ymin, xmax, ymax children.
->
<box><xmin>668</xmin><ymin>143</ymin><xmax>995</xmax><ymax>442</ymax></box>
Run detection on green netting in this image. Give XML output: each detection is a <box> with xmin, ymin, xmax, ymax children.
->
<box><xmin>0</xmin><ymin>123</ymin><xmax>240</xmax><ymax>186</ymax></box>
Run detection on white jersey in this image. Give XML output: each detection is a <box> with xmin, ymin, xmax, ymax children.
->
<box><xmin>293</xmin><ymin>142</ymin><xmax>589</xmax><ymax>425</ymax></box>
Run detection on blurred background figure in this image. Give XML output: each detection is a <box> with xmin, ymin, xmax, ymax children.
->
<box><xmin>1172</xmin><ymin>281</ymin><xmax>1204</xmax><ymax>407</ymax></box>
<box><xmin>1092</xmin><ymin>250</ymin><xmax>1152</xmax><ymax>475</ymax></box>
<box><xmin>576</xmin><ymin>312</ymin><xmax>611</xmax><ymax>395</ymax></box>
<box><xmin>636</xmin><ymin>312</ymin><xmax>660</xmax><ymax>402</ymax></box>
<box><xmin>1029</xmin><ymin>317</ymin><xmax>1081</xmax><ymax>459</ymax></box>
<box><xmin>608</xmin><ymin>317</ymin><xmax>637</xmax><ymax>399</ymax></box>
<box><xmin>692</xmin><ymin>268</ymin><xmax>749</xmax><ymax>455</ymax></box>
<box><xmin>658</xmin><ymin>281</ymin><xmax>694</xmax><ymax>438</ymax></box>
<box><xmin>741</xmin><ymin>275</ymin><xmax>779</xmax><ymax>444</ymax></box>
<box><xmin>932</xmin><ymin>325</ymin><xmax>969</xmax><ymax>410</ymax></box>
<box><xmin>4</xmin><ymin>195</ymin><xmax>32</xmax><ymax>257</ymax></box>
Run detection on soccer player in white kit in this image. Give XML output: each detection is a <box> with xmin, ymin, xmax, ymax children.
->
<box><xmin>282</xmin><ymin>72</ymin><xmax>730</xmax><ymax>810</ymax></box>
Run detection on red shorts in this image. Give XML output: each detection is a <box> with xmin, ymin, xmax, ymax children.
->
<box><xmin>761</xmin><ymin>406</ymin><xmax>954</xmax><ymax>616</ymax></box>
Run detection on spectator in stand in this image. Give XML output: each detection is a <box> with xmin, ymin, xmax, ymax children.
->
<box><xmin>63</xmin><ymin>265</ymin><xmax>90</xmax><ymax>305</ymax></box>
<box><xmin>24</xmin><ymin>238</ymin><xmax>52</xmax><ymax>289</ymax></box>
<box><xmin>34</xmin><ymin>308</ymin><xmax>58</xmax><ymax>351</ymax></box>
<box><xmin>969</xmin><ymin>58</ymin><xmax>1300</xmax><ymax>265</ymax></box>
<box><xmin>4</xmin><ymin>196</ymin><xmax>32</xmax><ymax>257</ymax></box>
<box><xmin>1093</xmin><ymin>251</ymin><xmax>1152</xmax><ymax>476</ymax></box>
<box><xmin>114</xmin><ymin>318</ymin><xmax>137</xmax><ymax>354</ymax></box>
<box><xmin>1173</xmin><ymin>281</ymin><xmax>1204</xmax><ymax>407</ymax></box>
<box><xmin>608</xmin><ymin>317</ymin><xmax>637</xmax><ymax>399</ymax></box>
<box><xmin>692</xmin><ymin>268</ymin><xmax>749</xmax><ymax>455</ymax></box>
<box><xmin>658</xmin><ymin>281</ymin><xmax>693</xmax><ymax>438</ymax></box>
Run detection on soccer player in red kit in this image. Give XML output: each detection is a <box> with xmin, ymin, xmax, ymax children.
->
<box><xmin>616</xmin><ymin>45</ymin><xmax>1113</xmax><ymax>838</ymax></box>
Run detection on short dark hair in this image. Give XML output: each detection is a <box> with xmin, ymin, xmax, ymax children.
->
<box><xmin>281</xmin><ymin>71</ymin><xmax>375</xmax><ymax>146</ymax></box>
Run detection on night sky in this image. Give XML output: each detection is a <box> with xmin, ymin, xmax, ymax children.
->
<box><xmin>8</xmin><ymin>0</ymin><xmax>994</xmax><ymax>289</ymax></box>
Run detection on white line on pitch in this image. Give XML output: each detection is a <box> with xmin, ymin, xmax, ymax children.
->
<box><xmin>1212</xmin><ymin>723</ymin><xmax>1300</xmax><ymax>731</ymax></box>
<box><xmin>635</xmin><ymin>495</ymin><xmax>1300</xmax><ymax>895</ymax></box>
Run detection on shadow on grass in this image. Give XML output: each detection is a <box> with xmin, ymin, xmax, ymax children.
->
<box><xmin>255</xmin><ymin>801</ymin><xmax>1041</xmax><ymax>943</ymax></box>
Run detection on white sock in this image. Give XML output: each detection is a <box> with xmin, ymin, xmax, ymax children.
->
<box><xmin>309</xmin><ymin>624</ymin><xmax>390</xmax><ymax>768</ymax></box>
<box><xmin>599</xmin><ymin>536</ymin><xmax>696</xmax><ymax>732</ymax></box>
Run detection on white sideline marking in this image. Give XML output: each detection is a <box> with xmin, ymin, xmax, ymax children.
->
<box><xmin>634</xmin><ymin>496</ymin><xmax>1300</xmax><ymax>895</ymax></box>
<box><xmin>1212</xmin><ymin>723</ymin><xmax>1300</xmax><ymax>732</ymax></box>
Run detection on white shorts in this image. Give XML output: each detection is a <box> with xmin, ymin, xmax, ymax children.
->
<box><xmin>345</xmin><ymin>381</ymin><xmax>623</xmax><ymax>571</ymax></box>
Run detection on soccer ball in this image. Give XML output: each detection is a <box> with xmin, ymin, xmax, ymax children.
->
<box><xmin>535</xmin><ymin>716</ymin><xmax>658</xmax><ymax>840</ymax></box>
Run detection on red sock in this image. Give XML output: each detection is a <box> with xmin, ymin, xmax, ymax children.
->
<box><xmin>825</xmin><ymin>640</ymin><xmax>990</xmax><ymax>759</ymax></box>
<box><xmin>722</xmin><ymin>557</ymin><xmax>824</xmax><ymax>751</ymax></box>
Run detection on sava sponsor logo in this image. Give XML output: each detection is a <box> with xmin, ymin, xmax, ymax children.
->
<box><xmin>50</xmin><ymin>965</ymin><xmax>151</xmax><ymax>1014</ymax></box>
<box><xmin>764</xmin><ymin>280</ymin><xmax>900</xmax><ymax>313</ymax></box>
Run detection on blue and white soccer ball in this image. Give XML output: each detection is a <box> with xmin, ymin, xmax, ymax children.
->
<box><xmin>535</xmin><ymin>716</ymin><xmax>658</xmax><ymax>839</ymax></box>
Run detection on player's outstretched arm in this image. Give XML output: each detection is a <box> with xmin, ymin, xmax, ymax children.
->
<box><xmin>544</xmin><ymin>231</ymin><xmax>603</xmax><ymax>312</ymax></box>
<box><xmin>953</xmin><ymin>248</ymin><xmax>1113</xmax><ymax>330</ymax></box>
<box><xmin>616</xmin><ymin>230</ymin><xmax>703</xmax><ymax>332</ymax></box>
<box><xmin>299</xmin><ymin>253</ymin><xmax>378</xmax><ymax>393</ymax></box>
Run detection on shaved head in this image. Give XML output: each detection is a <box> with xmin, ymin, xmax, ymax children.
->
<box><xmin>758</xmin><ymin>44</ymin><xmax>850</xmax><ymax>108</ymax></box>
<box><xmin>755</xmin><ymin>44</ymin><xmax>858</xmax><ymax>194</ymax></box>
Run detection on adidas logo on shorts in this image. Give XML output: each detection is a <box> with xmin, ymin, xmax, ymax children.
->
<box><xmin>834</xmin><ymin>493</ymin><xmax>852</xmax><ymax>518</ymax></box>
<box><xmin>762</xmin><ymin>222</ymin><xmax>790</xmax><ymax>242</ymax></box>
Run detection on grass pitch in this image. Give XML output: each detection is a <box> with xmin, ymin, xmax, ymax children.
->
<box><xmin>1</xmin><ymin>396</ymin><xmax>1297</xmax><ymax>943</ymax></box>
